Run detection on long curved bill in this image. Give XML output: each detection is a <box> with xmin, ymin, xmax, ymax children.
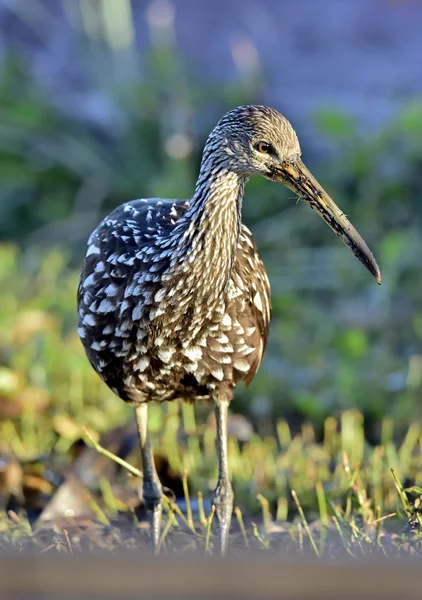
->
<box><xmin>272</xmin><ymin>159</ymin><xmax>381</xmax><ymax>284</ymax></box>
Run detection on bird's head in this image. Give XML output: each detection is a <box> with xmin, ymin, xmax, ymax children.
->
<box><xmin>209</xmin><ymin>105</ymin><xmax>381</xmax><ymax>284</ymax></box>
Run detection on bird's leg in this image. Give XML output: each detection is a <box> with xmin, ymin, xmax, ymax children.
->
<box><xmin>135</xmin><ymin>403</ymin><xmax>162</xmax><ymax>550</ymax></box>
<box><xmin>212</xmin><ymin>395</ymin><xmax>234</xmax><ymax>555</ymax></box>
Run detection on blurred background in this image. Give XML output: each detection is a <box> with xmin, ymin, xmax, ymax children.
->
<box><xmin>1</xmin><ymin>0</ymin><xmax>422</xmax><ymax>459</ymax></box>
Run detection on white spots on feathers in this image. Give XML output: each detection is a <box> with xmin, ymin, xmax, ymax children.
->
<box><xmin>104</xmin><ymin>283</ymin><xmax>118</xmax><ymax>297</ymax></box>
<box><xmin>98</xmin><ymin>299</ymin><xmax>115</xmax><ymax>314</ymax></box>
<box><xmin>91</xmin><ymin>340</ymin><xmax>107</xmax><ymax>351</ymax></box>
<box><xmin>118</xmin><ymin>320</ymin><xmax>132</xmax><ymax>333</ymax></box>
<box><xmin>233</xmin><ymin>358</ymin><xmax>250</xmax><ymax>372</ymax></box>
<box><xmin>220</xmin><ymin>355</ymin><xmax>231</xmax><ymax>364</ymax></box>
<box><xmin>184</xmin><ymin>361</ymin><xmax>198</xmax><ymax>374</ymax></box>
<box><xmin>253</xmin><ymin>291</ymin><xmax>263</xmax><ymax>312</ymax></box>
<box><xmin>149</xmin><ymin>307</ymin><xmax>165</xmax><ymax>320</ymax></box>
<box><xmin>157</xmin><ymin>347</ymin><xmax>175</xmax><ymax>363</ymax></box>
<box><xmin>183</xmin><ymin>346</ymin><xmax>202</xmax><ymax>361</ymax></box>
<box><xmin>119</xmin><ymin>299</ymin><xmax>130</xmax><ymax>314</ymax></box>
<box><xmin>132</xmin><ymin>304</ymin><xmax>143</xmax><ymax>321</ymax></box>
<box><xmin>221</xmin><ymin>313</ymin><xmax>231</xmax><ymax>327</ymax></box>
<box><xmin>154</xmin><ymin>288</ymin><xmax>167</xmax><ymax>303</ymax></box>
<box><xmin>216</xmin><ymin>333</ymin><xmax>229</xmax><ymax>344</ymax></box>
<box><xmin>221</xmin><ymin>343</ymin><xmax>234</xmax><ymax>353</ymax></box>
<box><xmin>243</xmin><ymin>234</ymin><xmax>254</xmax><ymax>249</ymax></box>
<box><xmin>82</xmin><ymin>273</ymin><xmax>96</xmax><ymax>288</ymax></box>
<box><xmin>211</xmin><ymin>367</ymin><xmax>224</xmax><ymax>381</ymax></box>
<box><xmin>154</xmin><ymin>335</ymin><xmax>165</xmax><ymax>347</ymax></box>
<box><xmin>238</xmin><ymin>343</ymin><xmax>255</xmax><ymax>355</ymax></box>
<box><xmin>233</xmin><ymin>322</ymin><xmax>244</xmax><ymax>336</ymax></box>
<box><xmin>86</xmin><ymin>244</ymin><xmax>100</xmax><ymax>257</ymax></box>
<box><xmin>83</xmin><ymin>292</ymin><xmax>91</xmax><ymax>305</ymax></box>
<box><xmin>134</xmin><ymin>356</ymin><xmax>149</xmax><ymax>372</ymax></box>
<box><xmin>123</xmin><ymin>203</ymin><xmax>140</xmax><ymax>216</ymax></box>
<box><xmin>117</xmin><ymin>254</ymin><xmax>135</xmax><ymax>266</ymax></box>
<box><xmin>226</xmin><ymin>280</ymin><xmax>242</xmax><ymax>301</ymax></box>
<box><xmin>82</xmin><ymin>313</ymin><xmax>96</xmax><ymax>326</ymax></box>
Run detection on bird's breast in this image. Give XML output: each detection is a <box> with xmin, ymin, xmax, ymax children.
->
<box><xmin>84</xmin><ymin>289</ymin><xmax>261</xmax><ymax>402</ymax></box>
<box><xmin>78</xmin><ymin>219</ymin><xmax>270</xmax><ymax>402</ymax></box>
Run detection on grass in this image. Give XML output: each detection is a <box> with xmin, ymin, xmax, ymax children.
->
<box><xmin>1</xmin><ymin>398</ymin><xmax>422</xmax><ymax>557</ymax></box>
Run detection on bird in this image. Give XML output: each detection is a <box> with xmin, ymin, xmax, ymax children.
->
<box><xmin>77</xmin><ymin>105</ymin><xmax>381</xmax><ymax>554</ymax></box>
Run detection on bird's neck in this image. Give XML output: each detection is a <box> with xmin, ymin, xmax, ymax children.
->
<box><xmin>165</xmin><ymin>168</ymin><xmax>247</xmax><ymax>307</ymax></box>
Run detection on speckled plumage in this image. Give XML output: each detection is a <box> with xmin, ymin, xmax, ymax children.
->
<box><xmin>77</xmin><ymin>104</ymin><xmax>380</xmax><ymax>554</ymax></box>
<box><xmin>78</xmin><ymin>108</ymin><xmax>275</xmax><ymax>408</ymax></box>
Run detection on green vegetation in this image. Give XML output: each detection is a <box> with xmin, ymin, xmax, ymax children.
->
<box><xmin>1</xmin><ymin>394</ymin><xmax>422</xmax><ymax>555</ymax></box>
<box><xmin>1</xmin><ymin>0</ymin><xmax>422</xmax><ymax>555</ymax></box>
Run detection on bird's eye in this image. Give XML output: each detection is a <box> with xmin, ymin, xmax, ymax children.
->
<box><xmin>255</xmin><ymin>142</ymin><xmax>272</xmax><ymax>154</ymax></box>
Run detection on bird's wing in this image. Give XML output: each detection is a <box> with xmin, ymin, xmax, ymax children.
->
<box><xmin>78</xmin><ymin>198</ymin><xmax>190</xmax><ymax>300</ymax></box>
<box><xmin>81</xmin><ymin>198</ymin><xmax>190</xmax><ymax>281</ymax></box>
<box><xmin>235</xmin><ymin>224</ymin><xmax>271</xmax><ymax>385</ymax></box>
<box><xmin>77</xmin><ymin>198</ymin><xmax>190</xmax><ymax>384</ymax></box>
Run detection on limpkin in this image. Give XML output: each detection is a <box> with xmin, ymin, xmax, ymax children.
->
<box><xmin>78</xmin><ymin>105</ymin><xmax>380</xmax><ymax>554</ymax></box>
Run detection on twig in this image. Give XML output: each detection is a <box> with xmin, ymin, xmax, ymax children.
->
<box><xmin>82</xmin><ymin>427</ymin><xmax>142</xmax><ymax>478</ymax></box>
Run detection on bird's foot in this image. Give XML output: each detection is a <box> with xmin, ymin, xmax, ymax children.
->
<box><xmin>212</xmin><ymin>479</ymin><xmax>234</xmax><ymax>556</ymax></box>
<box><xmin>142</xmin><ymin>480</ymin><xmax>163</xmax><ymax>551</ymax></box>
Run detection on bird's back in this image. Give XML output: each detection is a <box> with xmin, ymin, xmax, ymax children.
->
<box><xmin>78</xmin><ymin>197</ymin><xmax>270</xmax><ymax>404</ymax></box>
